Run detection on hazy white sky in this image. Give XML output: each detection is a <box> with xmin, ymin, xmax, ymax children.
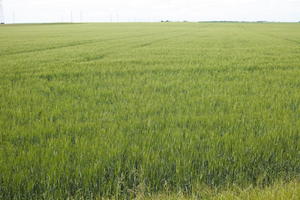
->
<box><xmin>2</xmin><ymin>0</ymin><xmax>300</xmax><ymax>23</ymax></box>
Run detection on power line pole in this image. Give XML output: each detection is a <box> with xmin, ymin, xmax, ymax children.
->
<box><xmin>80</xmin><ymin>11</ymin><xmax>83</xmax><ymax>23</ymax></box>
<box><xmin>0</xmin><ymin>0</ymin><xmax>4</xmax><ymax>24</ymax></box>
<box><xmin>13</xmin><ymin>11</ymin><xmax>15</xmax><ymax>24</ymax></box>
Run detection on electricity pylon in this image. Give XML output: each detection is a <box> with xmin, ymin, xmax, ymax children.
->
<box><xmin>0</xmin><ymin>0</ymin><xmax>5</xmax><ymax>24</ymax></box>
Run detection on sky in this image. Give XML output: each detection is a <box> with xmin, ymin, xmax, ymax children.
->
<box><xmin>1</xmin><ymin>0</ymin><xmax>300</xmax><ymax>23</ymax></box>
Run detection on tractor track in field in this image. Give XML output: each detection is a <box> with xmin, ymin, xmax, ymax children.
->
<box><xmin>0</xmin><ymin>32</ymin><xmax>169</xmax><ymax>57</ymax></box>
<box><xmin>0</xmin><ymin>27</ymin><xmax>196</xmax><ymax>58</ymax></box>
<box><xmin>238</xmin><ymin>24</ymin><xmax>300</xmax><ymax>46</ymax></box>
<box><xmin>78</xmin><ymin>31</ymin><xmax>193</xmax><ymax>63</ymax></box>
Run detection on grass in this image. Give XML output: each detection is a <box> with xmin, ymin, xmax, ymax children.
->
<box><xmin>146</xmin><ymin>181</ymin><xmax>300</xmax><ymax>200</ymax></box>
<box><xmin>0</xmin><ymin>22</ymin><xmax>299</xmax><ymax>199</ymax></box>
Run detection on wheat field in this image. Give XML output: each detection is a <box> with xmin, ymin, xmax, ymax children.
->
<box><xmin>0</xmin><ymin>22</ymin><xmax>299</xmax><ymax>199</ymax></box>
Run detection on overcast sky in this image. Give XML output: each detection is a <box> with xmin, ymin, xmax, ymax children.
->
<box><xmin>2</xmin><ymin>0</ymin><xmax>300</xmax><ymax>23</ymax></box>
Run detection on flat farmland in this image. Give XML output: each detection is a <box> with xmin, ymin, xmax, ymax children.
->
<box><xmin>0</xmin><ymin>23</ymin><xmax>299</xmax><ymax>199</ymax></box>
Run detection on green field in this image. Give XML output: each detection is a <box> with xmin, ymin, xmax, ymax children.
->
<box><xmin>0</xmin><ymin>23</ymin><xmax>299</xmax><ymax>199</ymax></box>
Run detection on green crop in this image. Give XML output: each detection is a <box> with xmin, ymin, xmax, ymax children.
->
<box><xmin>0</xmin><ymin>22</ymin><xmax>299</xmax><ymax>199</ymax></box>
